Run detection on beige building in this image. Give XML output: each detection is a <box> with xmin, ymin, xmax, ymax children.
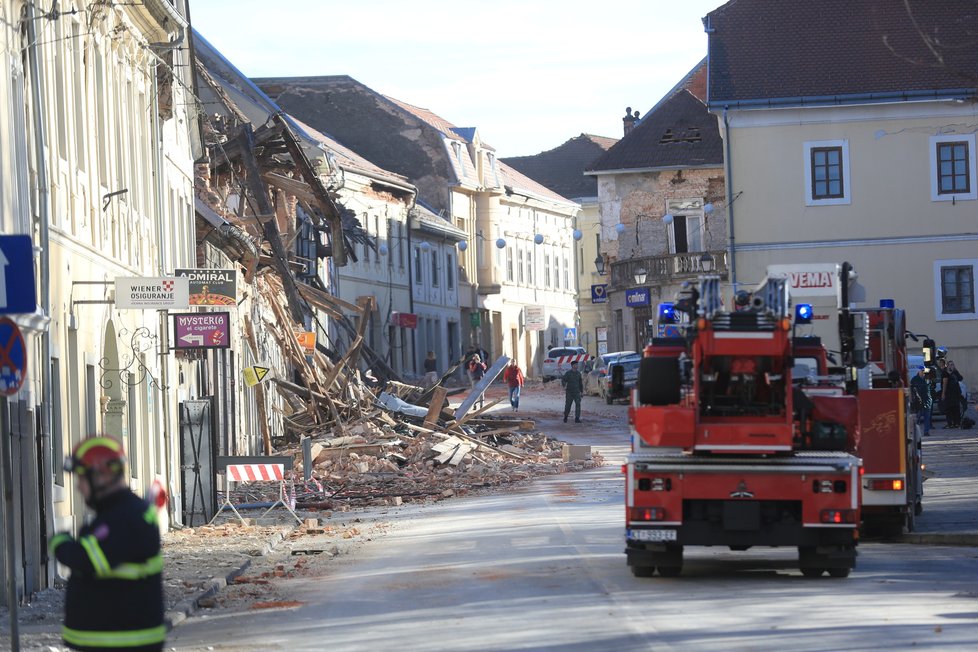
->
<box><xmin>503</xmin><ymin>134</ymin><xmax>619</xmax><ymax>358</ymax></box>
<box><xmin>1</xmin><ymin>0</ymin><xmax>197</xmax><ymax>602</ymax></box>
<box><xmin>705</xmin><ymin>0</ymin><xmax>978</xmax><ymax>386</ymax></box>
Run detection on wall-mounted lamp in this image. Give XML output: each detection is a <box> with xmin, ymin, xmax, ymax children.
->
<box><xmin>533</xmin><ymin>234</ymin><xmax>545</xmax><ymax>245</ymax></box>
<box><xmin>700</xmin><ymin>252</ymin><xmax>714</xmax><ymax>272</ymax></box>
<box><xmin>662</xmin><ymin>213</ymin><xmax>674</xmax><ymax>225</ymax></box>
<box><xmin>594</xmin><ymin>254</ymin><xmax>606</xmax><ymax>275</ymax></box>
<box><xmin>495</xmin><ymin>238</ymin><xmax>506</xmax><ymax>249</ymax></box>
<box><xmin>572</xmin><ymin>229</ymin><xmax>583</xmax><ymax>241</ymax></box>
<box><xmin>419</xmin><ymin>241</ymin><xmax>432</xmax><ymax>251</ymax></box>
<box><xmin>457</xmin><ymin>240</ymin><xmax>468</xmax><ymax>251</ymax></box>
<box><xmin>615</xmin><ymin>223</ymin><xmax>626</xmax><ymax>234</ymax></box>
<box><xmin>378</xmin><ymin>243</ymin><xmax>389</xmax><ymax>256</ymax></box>
<box><xmin>703</xmin><ymin>203</ymin><xmax>714</xmax><ymax>214</ymax></box>
<box><xmin>633</xmin><ymin>266</ymin><xmax>648</xmax><ymax>285</ymax></box>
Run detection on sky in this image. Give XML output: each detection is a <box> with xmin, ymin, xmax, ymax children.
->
<box><xmin>189</xmin><ymin>0</ymin><xmax>724</xmax><ymax>158</ymax></box>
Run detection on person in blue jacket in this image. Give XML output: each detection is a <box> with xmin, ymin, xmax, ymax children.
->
<box><xmin>50</xmin><ymin>436</ymin><xmax>165</xmax><ymax>651</ymax></box>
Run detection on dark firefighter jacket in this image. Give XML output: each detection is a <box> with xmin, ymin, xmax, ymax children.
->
<box><xmin>49</xmin><ymin>487</ymin><xmax>165</xmax><ymax>651</ymax></box>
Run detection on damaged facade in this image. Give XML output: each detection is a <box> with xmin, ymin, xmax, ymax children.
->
<box><xmin>255</xmin><ymin>76</ymin><xmax>582</xmax><ymax>377</ymax></box>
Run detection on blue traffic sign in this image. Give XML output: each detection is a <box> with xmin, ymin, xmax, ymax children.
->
<box><xmin>0</xmin><ymin>317</ymin><xmax>27</xmax><ymax>396</ymax></box>
<box><xmin>0</xmin><ymin>235</ymin><xmax>37</xmax><ymax>314</ymax></box>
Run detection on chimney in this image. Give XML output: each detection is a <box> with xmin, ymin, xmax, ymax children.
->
<box><xmin>623</xmin><ymin>107</ymin><xmax>640</xmax><ymax>136</ymax></box>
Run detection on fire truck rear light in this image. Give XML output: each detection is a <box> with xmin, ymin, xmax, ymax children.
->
<box><xmin>630</xmin><ymin>507</ymin><xmax>665</xmax><ymax>521</ymax></box>
<box><xmin>868</xmin><ymin>479</ymin><xmax>903</xmax><ymax>491</ymax></box>
<box><xmin>820</xmin><ymin>509</ymin><xmax>857</xmax><ymax>524</ymax></box>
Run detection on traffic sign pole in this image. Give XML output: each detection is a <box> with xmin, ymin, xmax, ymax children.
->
<box><xmin>2</xmin><ymin>398</ymin><xmax>22</xmax><ymax>650</ymax></box>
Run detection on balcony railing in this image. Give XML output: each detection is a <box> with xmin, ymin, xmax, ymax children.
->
<box><xmin>609</xmin><ymin>250</ymin><xmax>728</xmax><ymax>288</ymax></box>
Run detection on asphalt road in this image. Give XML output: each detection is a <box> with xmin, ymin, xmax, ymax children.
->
<box><xmin>168</xmin><ymin>385</ymin><xmax>978</xmax><ymax>652</ymax></box>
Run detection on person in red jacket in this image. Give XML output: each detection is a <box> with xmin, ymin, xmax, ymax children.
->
<box><xmin>51</xmin><ymin>436</ymin><xmax>165</xmax><ymax>651</ymax></box>
<box><xmin>504</xmin><ymin>359</ymin><xmax>525</xmax><ymax>412</ymax></box>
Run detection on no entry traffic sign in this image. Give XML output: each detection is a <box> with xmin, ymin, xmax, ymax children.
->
<box><xmin>0</xmin><ymin>317</ymin><xmax>27</xmax><ymax>396</ymax></box>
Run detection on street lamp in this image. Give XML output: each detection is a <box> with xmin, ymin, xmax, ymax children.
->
<box><xmin>594</xmin><ymin>254</ymin><xmax>606</xmax><ymax>275</ymax></box>
<box><xmin>633</xmin><ymin>266</ymin><xmax>647</xmax><ymax>285</ymax></box>
<box><xmin>699</xmin><ymin>252</ymin><xmax>714</xmax><ymax>273</ymax></box>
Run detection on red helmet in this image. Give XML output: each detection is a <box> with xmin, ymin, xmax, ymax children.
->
<box><xmin>65</xmin><ymin>436</ymin><xmax>126</xmax><ymax>476</ymax></box>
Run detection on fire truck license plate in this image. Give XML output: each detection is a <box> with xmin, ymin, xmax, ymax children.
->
<box><xmin>628</xmin><ymin>529</ymin><xmax>677</xmax><ymax>542</ymax></box>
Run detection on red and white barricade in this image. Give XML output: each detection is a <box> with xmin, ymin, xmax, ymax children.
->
<box><xmin>210</xmin><ymin>462</ymin><xmax>302</xmax><ymax>525</ymax></box>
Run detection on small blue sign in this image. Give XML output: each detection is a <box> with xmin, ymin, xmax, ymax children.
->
<box><xmin>658</xmin><ymin>324</ymin><xmax>682</xmax><ymax>338</ymax></box>
<box><xmin>564</xmin><ymin>327</ymin><xmax>577</xmax><ymax>340</ymax></box>
<box><xmin>0</xmin><ymin>317</ymin><xmax>27</xmax><ymax>396</ymax></box>
<box><xmin>0</xmin><ymin>235</ymin><xmax>37</xmax><ymax>314</ymax></box>
<box><xmin>591</xmin><ymin>284</ymin><xmax>608</xmax><ymax>304</ymax></box>
<box><xmin>626</xmin><ymin>287</ymin><xmax>651</xmax><ymax>307</ymax></box>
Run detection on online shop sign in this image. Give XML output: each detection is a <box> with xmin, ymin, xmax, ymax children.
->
<box><xmin>172</xmin><ymin>312</ymin><xmax>231</xmax><ymax>350</ymax></box>
<box><xmin>115</xmin><ymin>277</ymin><xmax>189</xmax><ymax>309</ymax></box>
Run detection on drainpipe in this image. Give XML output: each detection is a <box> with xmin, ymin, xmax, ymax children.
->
<box><xmin>722</xmin><ymin>105</ymin><xmax>737</xmax><ymax>290</ymax></box>
<box><xmin>26</xmin><ymin>0</ymin><xmax>56</xmax><ymax>588</ymax></box>
<box><xmin>150</xmin><ymin>70</ymin><xmax>174</xmax><ymax>521</ymax></box>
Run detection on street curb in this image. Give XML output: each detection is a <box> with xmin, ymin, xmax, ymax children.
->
<box><xmin>896</xmin><ymin>531</ymin><xmax>978</xmax><ymax>546</ymax></box>
<box><xmin>164</xmin><ymin>526</ymin><xmax>293</xmax><ymax>629</ymax></box>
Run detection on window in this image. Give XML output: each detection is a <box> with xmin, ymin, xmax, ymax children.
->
<box><xmin>544</xmin><ymin>254</ymin><xmax>551</xmax><ymax>288</ymax></box>
<box><xmin>446</xmin><ymin>253</ymin><xmax>454</xmax><ymax>290</ymax></box>
<box><xmin>941</xmin><ymin>265</ymin><xmax>974</xmax><ymax>314</ymax></box>
<box><xmin>431</xmin><ymin>248</ymin><xmax>439</xmax><ymax>287</ymax></box>
<box><xmin>666</xmin><ymin>214</ymin><xmax>703</xmax><ymax>254</ymax></box>
<box><xmin>931</xmin><ymin>134</ymin><xmax>977</xmax><ymax>201</ymax></box>
<box><xmin>414</xmin><ymin>247</ymin><xmax>423</xmax><ymax>284</ymax></box>
<box><xmin>563</xmin><ymin>255</ymin><xmax>570</xmax><ymax>289</ymax></box>
<box><xmin>506</xmin><ymin>246</ymin><xmax>514</xmax><ymax>282</ymax></box>
<box><xmin>51</xmin><ymin>358</ymin><xmax>64</xmax><ymax>487</ymax></box>
<box><xmin>527</xmin><ymin>250</ymin><xmax>534</xmax><ymax>285</ymax></box>
<box><xmin>518</xmin><ymin>248</ymin><xmax>525</xmax><ymax>284</ymax></box>
<box><xmin>804</xmin><ymin>140</ymin><xmax>850</xmax><ymax>206</ymax></box>
<box><xmin>811</xmin><ymin>147</ymin><xmax>844</xmax><ymax>199</ymax></box>
<box><xmin>553</xmin><ymin>254</ymin><xmax>560</xmax><ymax>289</ymax></box>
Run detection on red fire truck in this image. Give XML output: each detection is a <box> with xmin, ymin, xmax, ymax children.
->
<box><xmin>790</xmin><ymin>262</ymin><xmax>923</xmax><ymax>536</ymax></box>
<box><xmin>625</xmin><ymin>275</ymin><xmax>862</xmax><ymax>578</ymax></box>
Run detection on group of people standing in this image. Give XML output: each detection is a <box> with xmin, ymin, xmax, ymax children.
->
<box><xmin>910</xmin><ymin>356</ymin><xmax>967</xmax><ymax>436</ymax></box>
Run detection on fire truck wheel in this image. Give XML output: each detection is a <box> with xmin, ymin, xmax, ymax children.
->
<box><xmin>630</xmin><ymin>565</ymin><xmax>655</xmax><ymax>578</ymax></box>
<box><xmin>657</xmin><ymin>565</ymin><xmax>682</xmax><ymax>577</ymax></box>
<box><xmin>801</xmin><ymin>567</ymin><xmax>825</xmax><ymax>578</ymax></box>
<box><xmin>827</xmin><ymin>567</ymin><xmax>851</xmax><ymax>578</ymax></box>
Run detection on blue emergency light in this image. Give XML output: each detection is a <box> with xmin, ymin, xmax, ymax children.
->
<box><xmin>879</xmin><ymin>299</ymin><xmax>895</xmax><ymax>309</ymax></box>
<box><xmin>658</xmin><ymin>302</ymin><xmax>677</xmax><ymax>324</ymax></box>
<box><xmin>795</xmin><ymin>303</ymin><xmax>813</xmax><ymax>324</ymax></box>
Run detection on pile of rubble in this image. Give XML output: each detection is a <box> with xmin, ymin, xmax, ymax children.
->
<box><xmin>224</xmin><ymin>402</ymin><xmax>603</xmax><ymax>512</ymax></box>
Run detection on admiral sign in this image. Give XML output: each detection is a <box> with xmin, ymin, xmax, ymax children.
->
<box><xmin>172</xmin><ymin>312</ymin><xmax>231</xmax><ymax>349</ymax></box>
<box><xmin>175</xmin><ymin>268</ymin><xmax>237</xmax><ymax>306</ymax></box>
<box><xmin>115</xmin><ymin>277</ymin><xmax>189</xmax><ymax>309</ymax></box>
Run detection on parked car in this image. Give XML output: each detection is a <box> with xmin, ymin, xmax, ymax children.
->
<box><xmin>542</xmin><ymin>346</ymin><xmax>589</xmax><ymax>381</ymax></box>
<box><xmin>602</xmin><ymin>356</ymin><xmax>642</xmax><ymax>404</ymax></box>
<box><xmin>584</xmin><ymin>351</ymin><xmax>638</xmax><ymax>396</ymax></box>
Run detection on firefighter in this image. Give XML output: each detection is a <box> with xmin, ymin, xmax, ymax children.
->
<box><xmin>50</xmin><ymin>436</ymin><xmax>165</xmax><ymax>651</ymax></box>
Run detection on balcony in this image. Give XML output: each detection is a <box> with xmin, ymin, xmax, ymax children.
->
<box><xmin>609</xmin><ymin>250</ymin><xmax>728</xmax><ymax>288</ymax></box>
